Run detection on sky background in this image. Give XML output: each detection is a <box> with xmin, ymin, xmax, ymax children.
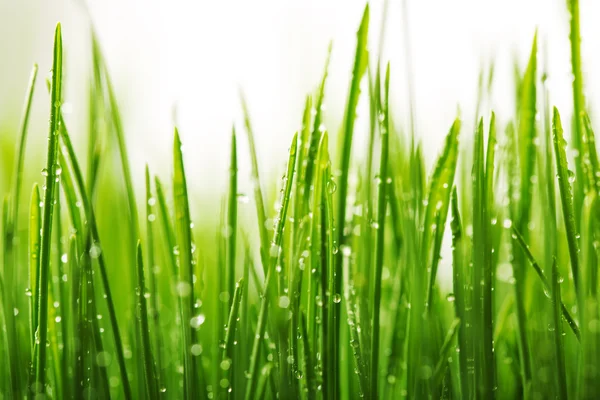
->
<box><xmin>1</xmin><ymin>0</ymin><xmax>599</xmax><ymax>196</ymax></box>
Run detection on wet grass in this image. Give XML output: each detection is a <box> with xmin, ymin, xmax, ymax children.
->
<box><xmin>1</xmin><ymin>1</ymin><xmax>600</xmax><ymax>398</ymax></box>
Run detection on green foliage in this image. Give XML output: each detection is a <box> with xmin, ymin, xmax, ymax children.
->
<box><xmin>2</xmin><ymin>3</ymin><xmax>600</xmax><ymax>399</ymax></box>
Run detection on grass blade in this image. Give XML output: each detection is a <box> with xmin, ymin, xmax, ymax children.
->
<box><xmin>240</xmin><ymin>92</ymin><xmax>269</xmax><ymax>273</ymax></box>
<box><xmin>58</xmin><ymin>116</ymin><xmax>132</xmax><ymax>400</ymax></box>
<box><xmin>424</xmin><ymin>118</ymin><xmax>461</xmax><ymax>309</ymax></box>
<box><xmin>245</xmin><ymin>133</ymin><xmax>298</xmax><ymax>400</ymax></box>
<box><xmin>511</xmin><ymin>227</ymin><xmax>580</xmax><ymax>341</ymax></box>
<box><xmin>227</xmin><ymin>129</ymin><xmax>238</xmax><ymax>308</ymax></box>
<box><xmin>551</xmin><ymin>258</ymin><xmax>568</xmax><ymax>400</ymax></box>
<box><xmin>370</xmin><ymin>63</ymin><xmax>390</xmax><ymax>398</ymax></box>
<box><xmin>567</xmin><ymin>0</ymin><xmax>585</xmax><ymax>211</ymax></box>
<box><xmin>334</xmin><ymin>8</ymin><xmax>369</xmax><ymax>397</ymax></box>
<box><xmin>173</xmin><ymin>128</ymin><xmax>199</xmax><ymax>398</ymax></box>
<box><xmin>34</xmin><ymin>23</ymin><xmax>63</xmax><ymax>393</ymax></box>
<box><xmin>29</xmin><ymin>184</ymin><xmax>41</xmax><ymax>350</ymax></box>
<box><xmin>552</xmin><ymin>107</ymin><xmax>581</xmax><ymax>290</ymax></box>
<box><xmin>136</xmin><ymin>241</ymin><xmax>159</xmax><ymax>399</ymax></box>
<box><xmin>432</xmin><ymin>318</ymin><xmax>461</xmax><ymax>388</ymax></box>
<box><xmin>221</xmin><ymin>278</ymin><xmax>243</xmax><ymax>397</ymax></box>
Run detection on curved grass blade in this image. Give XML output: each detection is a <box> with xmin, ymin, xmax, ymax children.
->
<box><xmin>424</xmin><ymin>118</ymin><xmax>461</xmax><ymax>309</ymax></box>
<box><xmin>245</xmin><ymin>133</ymin><xmax>297</xmax><ymax>400</ymax></box>
<box><xmin>173</xmin><ymin>128</ymin><xmax>199</xmax><ymax>398</ymax></box>
<box><xmin>239</xmin><ymin>91</ymin><xmax>269</xmax><ymax>273</ymax></box>
<box><xmin>517</xmin><ymin>32</ymin><xmax>537</xmax><ymax>228</ymax></box>
<box><xmin>334</xmin><ymin>8</ymin><xmax>369</xmax><ymax>397</ymax></box>
<box><xmin>35</xmin><ymin>23</ymin><xmax>63</xmax><ymax>392</ymax></box>
<box><xmin>552</xmin><ymin>107</ymin><xmax>581</xmax><ymax>290</ymax></box>
<box><xmin>91</xmin><ymin>31</ymin><xmax>140</xmax><ymax>240</ymax></box>
<box><xmin>8</xmin><ymin>63</ymin><xmax>38</xmax><ymax>258</ymax></box>
<box><xmin>302</xmin><ymin>42</ymin><xmax>332</xmax><ymax>200</ymax></box>
<box><xmin>58</xmin><ymin>117</ymin><xmax>132</xmax><ymax>400</ymax></box>
<box><xmin>136</xmin><ymin>241</ymin><xmax>159</xmax><ymax>399</ymax></box>
<box><xmin>431</xmin><ymin>318</ymin><xmax>461</xmax><ymax>389</ymax></box>
<box><xmin>6</xmin><ymin>69</ymin><xmax>39</xmax><ymax>371</ymax></box>
<box><xmin>370</xmin><ymin>63</ymin><xmax>390</xmax><ymax>398</ymax></box>
<box><xmin>511</xmin><ymin>227</ymin><xmax>580</xmax><ymax>341</ymax></box>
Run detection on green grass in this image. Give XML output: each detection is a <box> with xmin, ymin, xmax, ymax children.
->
<box><xmin>2</xmin><ymin>2</ymin><xmax>600</xmax><ymax>399</ymax></box>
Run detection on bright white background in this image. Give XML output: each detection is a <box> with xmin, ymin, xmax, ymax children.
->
<box><xmin>1</xmin><ymin>0</ymin><xmax>600</xmax><ymax>195</ymax></box>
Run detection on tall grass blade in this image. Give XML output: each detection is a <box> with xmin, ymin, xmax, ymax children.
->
<box><xmin>173</xmin><ymin>128</ymin><xmax>199</xmax><ymax>398</ymax></box>
<box><xmin>552</xmin><ymin>107</ymin><xmax>581</xmax><ymax>290</ymax></box>
<box><xmin>240</xmin><ymin>92</ymin><xmax>270</xmax><ymax>273</ymax></box>
<box><xmin>227</xmin><ymin>129</ymin><xmax>238</xmax><ymax>308</ymax></box>
<box><xmin>370</xmin><ymin>63</ymin><xmax>390</xmax><ymax>398</ymax></box>
<box><xmin>34</xmin><ymin>23</ymin><xmax>63</xmax><ymax>393</ymax></box>
<box><xmin>245</xmin><ymin>133</ymin><xmax>297</xmax><ymax>400</ymax></box>
<box><xmin>136</xmin><ymin>241</ymin><xmax>159</xmax><ymax>399</ymax></box>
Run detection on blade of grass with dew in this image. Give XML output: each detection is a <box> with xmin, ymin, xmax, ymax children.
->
<box><xmin>450</xmin><ymin>188</ymin><xmax>471</xmax><ymax>398</ymax></box>
<box><xmin>227</xmin><ymin>128</ymin><xmax>238</xmax><ymax>309</ymax></box>
<box><xmin>516</xmin><ymin>32</ymin><xmax>537</xmax><ymax>239</ymax></box>
<box><xmin>582</xmin><ymin>113</ymin><xmax>600</xmax><ymax>193</ymax></box>
<box><xmin>343</xmin><ymin>248</ymin><xmax>369</xmax><ymax>397</ymax></box>
<box><xmin>245</xmin><ymin>132</ymin><xmax>297</xmax><ymax>400</ymax></box>
<box><xmin>300</xmin><ymin>311</ymin><xmax>316</xmax><ymax>399</ymax></box>
<box><xmin>431</xmin><ymin>318</ymin><xmax>461</xmax><ymax>389</ymax></box>
<box><xmin>513</xmin><ymin>41</ymin><xmax>537</xmax><ymax>384</ymax></box>
<box><xmin>567</xmin><ymin>0</ymin><xmax>585</xmax><ymax>212</ymax></box>
<box><xmin>58</xmin><ymin>116</ymin><xmax>132</xmax><ymax>400</ymax></box>
<box><xmin>370</xmin><ymin>63</ymin><xmax>390</xmax><ymax>399</ymax></box>
<box><xmin>302</xmin><ymin>42</ymin><xmax>332</xmax><ymax>205</ymax></box>
<box><xmin>29</xmin><ymin>184</ymin><xmax>41</xmax><ymax>350</ymax></box>
<box><xmin>136</xmin><ymin>241</ymin><xmax>159</xmax><ymax>399</ymax></box>
<box><xmin>53</xmin><ymin>190</ymin><xmax>69</xmax><ymax>398</ymax></box>
<box><xmin>145</xmin><ymin>167</ymin><xmax>163</xmax><ymax>390</ymax></box>
<box><xmin>479</xmin><ymin>115</ymin><xmax>497</xmax><ymax>397</ymax></box>
<box><xmin>511</xmin><ymin>227</ymin><xmax>580</xmax><ymax>341</ymax></box>
<box><xmin>307</xmin><ymin>132</ymin><xmax>328</xmax><ymax>392</ymax></box>
<box><xmin>323</xmin><ymin>135</ymin><xmax>339</xmax><ymax>400</ymax></box>
<box><xmin>155</xmin><ymin>176</ymin><xmax>178</xmax><ymax>279</ymax></box>
<box><xmin>240</xmin><ymin>91</ymin><xmax>270</xmax><ymax>273</ymax></box>
<box><xmin>34</xmin><ymin>23</ymin><xmax>62</xmax><ymax>393</ymax></box>
<box><xmin>293</xmin><ymin>95</ymin><xmax>312</xmax><ymax>246</ymax></box>
<box><xmin>550</xmin><ymin>258</ymin><xmax>568</xmax><ymax>400</ymax></box>
<box><xmin>540</xmin><ymin>52</ymin><xmax>559</xmax><ymax>292</ymax></box>
<box><xmin>334</xmin><ymin>8</ymin><xmax>369</xmax><ymax>397</ymax></box>
<box><xmin>221</xmin><ymin>278</ymin><xmax>243</xmax><ymax>398</ymax></box>
<box><xmin>579</xmin><ymin>192</ymin><xmax>600</xmax><ymax>397</ymax></box>
<box><xmin>552</xmin><ymin>107</ymin><xmax>581</xmax><ymax>290</ymax></box>
<box><xmin>424</xmin><ymin>118</ymin><xmax>461</xmax><ymax>311</ymax></box>
<box><xmin>472</xmin><ymin>118</ymin><xmax>490</xmax><ymax>398</ymax></box>
<box><xmin>5</xmin><ymin>67</ymin><xmax>38</xmax><ymax>394</ymax></box>
<box><xmin>173</xmin><ymin>128</ymin><xmax>199</xmax><ymax>399</ymax></box>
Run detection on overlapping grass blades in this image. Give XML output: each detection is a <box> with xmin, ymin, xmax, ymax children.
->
<box><xmin>3</xmin><ymin>2</ymin><xmax>600</xmax><ymax>398</ymax></box>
